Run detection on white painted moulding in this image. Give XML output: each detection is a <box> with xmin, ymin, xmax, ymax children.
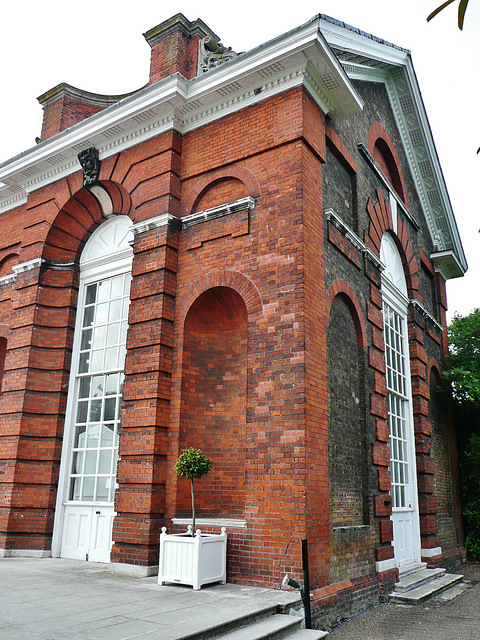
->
<box><xmin>158</xmin><ymin>525</ymin><xmax>227</xmax><ymax>590</ymax></box>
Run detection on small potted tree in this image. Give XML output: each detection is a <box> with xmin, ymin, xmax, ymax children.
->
<box><xmin>158</xmin><ymin>448</ymin><xmax>227</xmax><ymax>590</ymax></box>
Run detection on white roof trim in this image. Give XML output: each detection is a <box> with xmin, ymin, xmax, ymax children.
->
<box><xmin>0</xmin><ymin>17</ymin><xmax>362</xmax><ymax>215</ymax></box>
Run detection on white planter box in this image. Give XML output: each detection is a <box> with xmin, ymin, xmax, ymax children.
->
<box><xmin>158</xmin><ymin>525</ymin><xmax>227</xmax><ymax>590</ymax></box>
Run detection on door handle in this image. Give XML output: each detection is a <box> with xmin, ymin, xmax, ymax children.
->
<box><xmin>96</xmin><ymin>510</ymin><xmax>101</xmax><ymax>515</ymax></box>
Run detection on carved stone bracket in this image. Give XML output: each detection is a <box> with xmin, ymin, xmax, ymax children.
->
<box><xmin>78</xmin><ymin>147</ymin><xmax>101</xmax><ymax>187</ymax></box>
<box><xmin>198</xmin><ymin>36</ymin><xmax>238</xmax><ymax>74</ymax></box>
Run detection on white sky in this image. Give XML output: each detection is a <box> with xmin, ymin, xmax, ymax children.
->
<box><xmin>1</xmin><ymin>1</ymin><xmax>479</xmax><ymax>321</ymax></box>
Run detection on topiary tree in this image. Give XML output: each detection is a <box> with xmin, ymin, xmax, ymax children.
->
<box><xmin>175</xmin><ymin>447</ymin><xmax>212</xmax><ymax>535</ymax></box>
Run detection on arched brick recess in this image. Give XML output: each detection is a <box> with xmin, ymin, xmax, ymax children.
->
<box><xmin>0</xmin><ymin>254</ymin><xmax>19</xmax><ymax>278</ymax></box>
<box><xmin>43</xmin><ymin>181</ymin><xmax>133</xmax><ymax>264</ymax></box>
<box><xmin>177</xmin><ymin>269</ymin><xmax>263</xmax><ymax>324</ymax></box>
<box><xmin>326</xmin><ymin>281</ymin><xmax>367</xmax><ymax>348</ymax></box>
<box><xmin>368</xmin><ymin>122</ymin><xmax>408</xmax><ymax>206</ymax></box>
<box><xmin>183</xmin><ymin>165</ymin><xmax>261</xmax><ymax>215</ymax></box>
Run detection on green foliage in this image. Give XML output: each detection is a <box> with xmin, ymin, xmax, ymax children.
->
<box><xmin>174</xmin><ymin>448</ymin><xmax>212</xmax><ymax>534</ymax></box>
<box><xmin>446</xmin><ymin>309</ymin><xmax>480</xmax><ymax>406</ymax></box>
<box><xmin>175</xmin><ymin>447</ymin><xmax>212</xmax><ymax>480</ymax></box>
<box><xmin>447</xmin><ymin>309</ymin><xmax>480</xmax><ymax>559</ymax></box>
<box><xmin>461</xmin><ymin>434</ymin><xmax>480</xmax><ymax>560</ymax></box>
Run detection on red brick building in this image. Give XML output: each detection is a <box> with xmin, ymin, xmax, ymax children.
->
<box><xmin>0</xmin><ymin>13</ymin><xmax>466</xmax><ymax>621</ymax></box>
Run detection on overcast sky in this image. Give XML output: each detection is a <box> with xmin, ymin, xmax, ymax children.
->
<box><xmin>1</xmin><ymin>0</ymin><xmax>479</xmax><ymax>321</ymax></box>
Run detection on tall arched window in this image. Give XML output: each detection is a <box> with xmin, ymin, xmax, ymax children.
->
<box><xmin>54</xmin><ymin>215</ymin><xmax>133</xmax><ymax>562</ymax></box>
<box><xmin>381</xmin><ymin>233</ymin><xmax>420</xmax><ymax>568</ymax></box>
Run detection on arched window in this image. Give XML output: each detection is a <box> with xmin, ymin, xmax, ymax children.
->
<box><xmin>381</xmin><ymin>233</ymin><xmax>420</xmax><ymax>567</ymax></box>
<box><xmin>55</xmin><ymin>215</ymin><xmax>133</xmax><ymax>562</ymax></box>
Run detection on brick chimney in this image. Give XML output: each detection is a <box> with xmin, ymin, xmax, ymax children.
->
<box><xmin>143</xmin><ymin>13</ymin><xmax>220</xmax><ymax>83</ymax></box>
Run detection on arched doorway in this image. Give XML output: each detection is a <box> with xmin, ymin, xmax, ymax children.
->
<box><xmin>52</xmin><ymin>215</ymin><xmax>133</xmax><ymax>562</ymax></box>
<box><xmin>380</xmin><ymin>233</ymin><xmax>421</xmax><ymax>569</ymax></box>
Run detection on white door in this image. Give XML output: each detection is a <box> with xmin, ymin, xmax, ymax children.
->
<box><xmin>53</xmin><ymin>216</ymin><xmax>133</xmax><ymax>563</ymax></box>
<box><xmin>61</xmin><ymin>505</ymin><xmax>115</xmax><ymax>563</ymax></box>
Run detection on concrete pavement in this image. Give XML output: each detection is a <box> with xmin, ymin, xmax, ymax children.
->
<box><xmin>0</xmin><ymin>557</ymin><xmax>479</xmax><ymax>639</ymax></box>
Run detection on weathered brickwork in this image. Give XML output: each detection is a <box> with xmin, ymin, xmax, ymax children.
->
<box><xmin>0</xmin><ymin>13</ymin><xmax>465</xmax><ymax>628</ymax></box>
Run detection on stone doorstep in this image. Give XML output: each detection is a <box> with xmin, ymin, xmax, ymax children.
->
<box><xmin>394</xmin><ymin>567</ymin><xmax>446</xmax><ymax>592</ymax></box>
<box><xmin>215</xmin><ymin>614</ymin><xmax>328</xmax><ymax>639</ymax></box>
<box><xmin>392</xmin><ymin>572</ymin><xmax>464</xmax><ymax>604</ymax></box>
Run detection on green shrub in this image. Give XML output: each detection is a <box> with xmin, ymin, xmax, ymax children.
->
<box><xmin>175</xmin><ymin>448</ymin><xmax>212</xmax><ymax>534</ymax></box>
<box><xmin>461</xmin><ymin>434</ymin><xmax>480</xmax><ymax>560</ymax></box>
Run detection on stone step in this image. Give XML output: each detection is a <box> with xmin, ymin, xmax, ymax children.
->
<box><xmin>394</xmin><ymin>567</ymin><xmax>445</xmax><ymax>592</ymax></box>
<box><xmin>392</xmin><ymin>573</ymin><xmax>463</xmax><ymax>604</ymax></box>
<box><xmin>215</xmin><ymin>613</ymin><xmax>327</xmax><ymax>639</ymax></box>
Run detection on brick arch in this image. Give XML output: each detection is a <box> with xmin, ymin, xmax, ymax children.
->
<box><xmin>427</xmin><ymin>359</ymin><xmax>443</xmax><ymax>393</ymax></box>
<box><xmin>183</xmin><ymin>165</ymin><xmax>261</xmax><ymax>215</ymax></box>
<box><xmin>0</xmin><ymin>253</ymin><xmax>19</xmax><ymax>278</ymax></box>
<box><xmin>368</xmin><ymin>122</ymin><xmax>408</xmax><ymax>206</ymax></box>
<box><xmin>43</xmin><ymin>180</ymin><xmax>134</xmax><ymax>264</ymax></box>
<box><xmin>365</xmin><ymin>205</ymin><xmax>421</xmax><ymax>302</ymax></box>
<box><xmin>326</xmin><ymin>280</ymin><xmax>367</xmax><ymax>349</ymax></box>
<box><xmin>177</xmin><ymin>269</ymin><xmax>263</xmax><ymax>325</ymax></box>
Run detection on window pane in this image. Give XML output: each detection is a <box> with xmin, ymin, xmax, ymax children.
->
<box><xmin>89</xmin><ymin>400</ymin><xmax>102</xmax><ymax>422</ymax></box>
<box><xmin>86</xmin><ymin>425</ymin><xmax>100</xmax><ymax>447</ymax></box>
<box><xmin>95</xmin><ymin>302</ymin><xmax>108</xmax><ymax>325</ymax></box>
<box><xmin>85</xmin><ymin>284</ymin><xmax>97</xmax><ymax>305</ymax></box>
<box><xmin>76</xmin><ymin>401</ymin><xmax>88</xmax><ymax>424</ymax></box>
<box><xmin>101</xmin><ymin>424</ymin><xmax>115</xmax><ymax>447</ymax></box>
<box><xmin>105</xmin><ymin>347</ymin><xmax>117</xmax><ymax>370</ymax></box>
<box><xmin>106</xmin><ymin>323</ymin><xmax>120</xmax><ymax>346</ymax></box>
<box><xmin>99</xmin><ymin>450</ymin><xmax>113</xmax><ymax>474</ymax></box>
<box><xmin>74</xmin><ymin>426</ymin><xmax>87</xmax><ymax>448</ymax></box>
<box><xmin>81</xmin><ymin>328</ymin><xmax>92</xmax><ymax>350</ymax></box>
<box><xmin>105</xmin><ymin>374</ymin><xmax>118</xmax><ymax>395</ymax></box>
<box><xmin>71</xmin><ymin>451</ymin><xmax>84</xmax><ymax>474</ymax></box>
<box><xmin>90</xmin><ymin>350</ymin><xmax>103</xmax><ymax>372</ymax></box>
<box><xmin>78</xmin><ymin>352</ymin><xmax>89</xmax><ymax>374</ymax></box>
<box><xmin>79</xmin><ymin>377</ymin><xmax>91</xmax><ymax>399</ymax></box>
<box><xmin>84</xmin><ymin>451</ymin><xmax>97</xmax><ymax>474</ymax></box>
<box><xmin>97</xmin><ymin>280</ymin><xmax>110</xmax><ymax>302</ymax></box>
<box><xmin>104</xmin><ymin>398</ymin><xmax>116</xmax><ymax>421</ymax></box>
<box><xmin>83</xmin><ymin>306</ymin><xmax>94</xmax><ymax>327</ymax></box>
<box><xmin>91</xmin><ymin>376</ymin><xmax>103</xmax><ymax>397</ymax></box>
<box><xmin>96</xmin><ymin>477</ymin><xmax>109</xmax><ymax>502</ymax></box>
<box><xmin>70</xmin><ymin>477</ymin><xmax>82</xmax><ymax>501</ymax></box>
<box><xmin>92</xmin><ymin>325</ymin><xmax>106</xmax><ymax>349</ymax></box>
<box><xmin>111</xmin><ymin>276</ymin><xmax>123</xmax><ymax>298</ymax></box>
<box><xmin>82</xmin><ymin>477</ymin><xmax>95</xmax><ymax>501</ymax></box>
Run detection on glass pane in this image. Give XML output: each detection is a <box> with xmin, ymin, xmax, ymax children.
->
<box><xmin>96</xmin><ymin>477</ymin><xmax>109</xmax><ymax>502</ymax></box>
<box><xmin>79</xmin><ymin>377</ymin><xmax>91</xmax><ymax>399</ymax></box>
<box><xmin>106</xmin><ymin>323</ymin><xmax>120</xmax><ymax>346</ymax></box>
<box><xmin>105</xmin><ymin>347</ymin><xmax>117</xmax><ymax>370</ymax></box>
<box><xmin>85</xmin><ymin>284</ymin><xmax>97</xmax><ymax>305</ymax></box>
<box><xmin>105</xmin><ymin>374</ymin><xmax>118</xmax><ymax>395</ymax></box>
<box><xmin>83</xmin><ymin>306</ymin><xmax>94</xmax><ymax>327</ymax></box>
<box><xmin>71</xmin><ymin>451</ymin><xmax>84</xmax><ymax>474</ymax></box>
<box><xmin>104</xmin><ymin>398</ymin><xmax>116</xmax><ymax>421</ymax></box>
<box><xmin>70</xmin><ymin>477</ymin><xmax>82</xmax><ymax>501</ymax></box>
<box><xmin>84</xmin><ymin>451</ymin><xmax>97</xmax><ymax>474</ymax></box>
<box><xmin>100</xmin><ymin>424</ymin><xmax>115</xmax><ymax>447</ymax></box>
<box><xmin>81</xmin><ymin>328</ymin><xmax>92</xmax><ymax>350</ymax></box>
<box><xmin>118</xmin><ymin>345</ymin><xmax>127</xmax><ymax>368</ymax></box>
<box><xmin>92</xmin><ymin>325</ymin><xmax>106</xmax><ymax>349</ymax></box>
<box><xmin>82</xmin><ymin>477</ymin><xmax>95</xmax><ymax>501</ymax></box>
<box><xmin>78</xmin><ymin>352</ymin><xmax>89</xmax><ymax>374</ymax></box>
<box><xmin>76</xmin><ymin>401</ymin><xmax>88</xmax><ymax>424</ymax></box>
<box><xmin>97</xmin><ymin>280</ymin><xmax>110</xmax><ymax>302</ymax></box>
<box><xmin>111</xmin><ymin>276</ymin><xmax>123</xmax><ymax>298</ymax></box>
<box><xmin>95</xmin><ymin>302</ymin><xmax>108</xmax><ymax>325</ymax></box>
<box><xmin>90</xmin><ymin>350</ymin><xmax>103</xmax><ymax>372</ymax></box>
<box><xmin>74</xmin><ymin>426</ymin><xmax>87</xmax><ymax>448</ymax></box>
<box><xmin>120</xmin><ymin>322</ymin><xmax>127</xmax><ymax>345</ymax></box>
<box><xmin>86</xmin><ymin>425</ymin><xmax>100</xmax><ymax>447</ymax></box>
<box><xmin>99</xmin><ymin>450</ymin><xmax>113</xmax><ymax>474</ymax></box>
<box><xmin>109</xmin><ymin>299</ymin><xmax>122</xmax><ymax>323</ymax></box>
<box><xmin>91</xmin><ymin>376</ymin><xmax>104</xmax><ymax>397</ymax></box>
<box><xmin>89</xmin><ymin>399</ymin><xmax>102</xmax><ymax>422</ymax></box>
<box><xmin>124</xmin><ymin>276</ymin><xmax>131</xmax><ymax>297</ymax></box>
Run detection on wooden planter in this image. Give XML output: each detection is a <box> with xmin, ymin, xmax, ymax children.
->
<box><xmin>158</xmin><ymin>525</ymin><xmax>227</xmax><ymax>590</ymax></box>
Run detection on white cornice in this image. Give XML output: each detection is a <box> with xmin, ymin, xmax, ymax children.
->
<box><xmin>0</xmin><ymin>17</ymin><xmax>362</xmax><ymax>216</ymax></box>
<box><xmin>319</xmin><ymin>18</ymin><xmax>467</xmax><ymax>278</ymax></box>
